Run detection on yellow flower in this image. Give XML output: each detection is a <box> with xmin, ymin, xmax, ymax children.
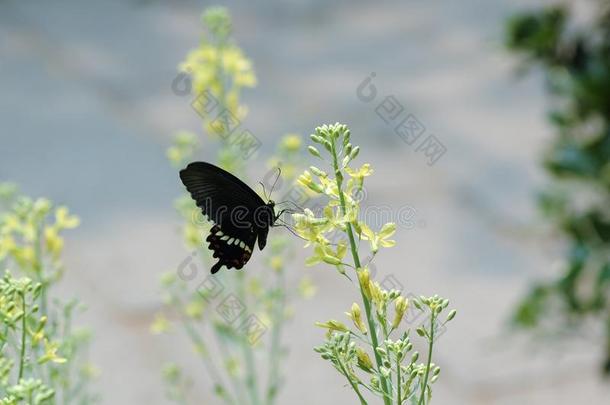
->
<box><xmin>38</xmin><ymin>339</ymin><xmax>67</xmax><ymax>364</ymax></box>
<box><xmin>55</xmin><ymin>207</ymin><xmax>80</xmax><ymax>229</ymax></box>
<box><xmin>270</xmin><ymin>256</ymin><xmax>283</xmax><ymax>271</ymax></box>
<box><xmin>304</xmin><ymin>243</ymin><xmax>346</xmax><ymax>267</ymax></box>
<box><xmin>292</xmin><ymin>209</ymin><xmax>330</xmax><ymax>245</ymax></box>
<box><xmin>183</xmin><ymin>224</ymin><xmax>203</xmax><ymax>248</ymax></box>
<box><xmin>44</xmin><ymin>226</ymin><xmax>64</xmax><ymax>259</ymax></box>
<box><xmin>280</xmin><ymin>134</ymin><xmax>302</xmax><ymax>152</ymax></box>
<box><xmin>222</xmin><ymin>47</ymin><xmax>257</xmax><ymax>87</ymax></box>
<box><xmin>185</xmin><ymin>300</ymin><xmax>204</xmax><ymax>319</ymax></box>
<box><xmin>0</xmin><ymin>235</ymin><xmax>16</xmax><ymax>260</ymax></box>
<box><xmin>359</xmin><ymin>222</ymin><xmax>396</xmax><ymax>253</ymax></box>
<box><xmin>297</xmin><ymin>171</ymin><xmax>323</xmax><ymax>194</ymax></box>
<box><xmin>298</xmin><ymin>277</ymin><xmax>317</xmax><ymax>299</ymax></box>
<box><xmin>150</xmin><ymin>313</ymin><xmax>171</xmax><ymax>335</ymax></box>
<box><xmin>2</xmin><ymin>214</ymin><xmax>21</xmax><ymax>233</ymax></box>
<box><xmin>345</xmin><ymin>163</ymin><xmax>373</xmax><ymax>188</ymax></box>
<box><xmin>12</xmin><ymin>246</ymin><xmax>35</xmax><ymax>269</ymax></box>
<box><xmin>323</xmin><ymin>205</ymin><xmax>351</xmax><ymax>231</ymax></box>
<box><xmin>33</xmin><ymin>198</ymin><xmax>52</xmax><ymax>217</ymax></box>
<box><xmin>318</xmin><ymin>176</ymin><xmax>339</xmax><ymax>199</ymax></box>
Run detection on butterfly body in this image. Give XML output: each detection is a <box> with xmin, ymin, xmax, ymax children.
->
<box><xmin>179</xmin><ymin>162</ymin><xmax>278</xmax><ymax>274</ymax></box>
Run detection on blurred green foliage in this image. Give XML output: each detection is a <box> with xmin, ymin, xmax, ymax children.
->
<box><xmin>0</xmin><ymin>185</ymin><xmax>98</xmax><ymax>403</ymax></box>
<box><xmin>506</xmin><ymin>3</ymin><xmax>610</xmax><ymax>373</ymax></box>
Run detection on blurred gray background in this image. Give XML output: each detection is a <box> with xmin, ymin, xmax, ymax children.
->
<box><xmin>1</xmin><ymin>0</ymin><xmax>609</xmax><ymax>403</ymax></box>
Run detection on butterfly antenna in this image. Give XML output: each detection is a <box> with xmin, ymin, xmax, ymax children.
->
<box><xmin>259</xmin><ymin>181</ymin><xmax>269</xmax><ymax>201</ymax></box>
<box><xmin>269</xmin><ymin>167</ymin><xmax>281</xmax><ymax>199</ymax></box>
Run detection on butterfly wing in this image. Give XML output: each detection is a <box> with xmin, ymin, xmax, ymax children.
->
<box><xmin>179</xmin><ymin>162</ymin><xmax>268</xmax><ymax>273</ymax></box>
<box><xmin>206</xmin><ymin>224</ymin><xmax>257</xmax><ymax>273</ymax></box>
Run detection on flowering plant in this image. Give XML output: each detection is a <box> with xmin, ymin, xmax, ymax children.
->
<box><xmin>294</xmin><ymin>124</ymin><xmax>456</xmax><ymax>404</ymax></box>
<box><xmin>0</xmin><ymin>184</ymin><xmax>98</xmax><ymax>404</ymax></box>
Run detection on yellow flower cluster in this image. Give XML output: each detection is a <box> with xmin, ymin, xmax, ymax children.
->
<box><xmin>178</xmin><ymin>9</ymin><xmax>256</xmax><ymax>140</ymax></box>
<box><xmin>292</xmin><ymin>124</ymin><xmax>396</xmax><ymax>272</ymax></box>
<box><xmin>0</xmin><ymin>197</ymin><xmax>80</xmax><ymax>273</ymax></box>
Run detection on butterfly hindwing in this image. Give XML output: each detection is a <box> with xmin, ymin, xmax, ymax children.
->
<box><xmin>207</xmin><ymin>224</ymin><xmax>257</xmax><ymax>274</ymax></box>
<box><xmin>179</xmin><ymin>162</ymin><xmax>275</xmax><ymax>274</ymax></box>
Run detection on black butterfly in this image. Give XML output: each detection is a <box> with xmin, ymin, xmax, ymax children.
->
<box><xmin>179</xmin><ymin>162</ymin><xmax>284</xmax><ymax>274</ymax></box>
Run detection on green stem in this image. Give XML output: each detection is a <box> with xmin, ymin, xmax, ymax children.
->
<box><xmin>330</xmin><ymin>138</ymin><xmax>392</xmax><ymax>405</ymax></box>
<box><xmin>173</xmin><ymin>294</ymin><xmax>235</xmax><ymax>405</ymax></box>
<box><xmin>213</xmin><ymin>329</ymin><xmax>249</xmax><ymax>405</ymax></box>
<box><xmin>334</xmin><ymin>346</ymin><xmax>368</xmax><ymax>405</ymax></box>
<box><xmin>18</xmin><ymin>292</ymin><xmax>26</xmax><ymax>382</ymax></box>
<box><xmin>33</xmin><ymin>225</ymin><xmax>48</xmax><ymax>316</ymax></box>
<box><xmin>237</xmin><ymin>273</ymin><xmax>261</xmax><ymax>405</ymax></box>
<box><xmin>266</xmin><ymin>268</ymin><xmax>286</xmax><ymax>405</ymax></box>
<box><xmin>396</xmin><ymin>355</ymin><xmax>402</xmax><ymax>404</ymax></box>
<box><xmin>418</xmin><ymin>311</ymin><xmax>435</xmax><ymax>405</ymax></box>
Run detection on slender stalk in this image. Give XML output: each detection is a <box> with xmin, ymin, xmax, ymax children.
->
<box><xmin>418</xmin><ymin>311</ymin><xmax>435</xmax><ymax>405</ymax></box>
<box><xmin>18</xmin><ymin>292</ymin><xmax>26</xmax><ymax>381</ymax></box>
<box><xmin>396</xmin><ymin>355</ymin><xmax>402</xmax><ymax>404</ymax></box>
<box><xmin>173</xmin><ymin>292</ymin><xmax>235</xmax><ymax>405</ymax></box>
<box><xmin>243</xmin><ymin>318</ymin><xmax>260</xmax><ymax>405</ymax></box>
<box><xmin>237</xmin><ymin>273</ymin><xmax>261</xmax><ymax>405</ymax></box>
<box><xmin>329</xmin><ymin>138</ymin><xmax>392</xmax><ymax>405</ymax></box>
<box><xmin>333</xmin><ymin>346</ymin><xmax>368</xmax><ymax>405</ymax></box>
<box><xmin>266</xmin><ymin>268</ymin><xmax>286</xmax><ymax>405</ymax></box>
<box><xmin>62</xmin><ymin>309</ymin><xmax>74</xmax><ymax>405</ymax></box>
<box><xmin>33</xmin><ymin>225</ymin><xmax>47</xmax><ymax>316</ymax></box>
<box><xmin>213</xmin><ymin>329</ymin><xmax>249</xmax><ymax>405</ymax></box>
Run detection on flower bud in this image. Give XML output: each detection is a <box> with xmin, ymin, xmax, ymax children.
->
<box><xmin>356</xmin><ymin>347</ymin><xmax>374</xmax><ymax>372</ymax></box>
<box><xmin>315</xmin><ymin>320</ymin><xmax>349</xmax><ymax>333</ymax></box>
<box><xmin>309</xmin><ymin>166</ymin><xmax>326</xmax><ymax>177</ymax></box>
<box><xmin>343</xmin><ymin>131</ymin><xmax>351</xmax><ymax>148</ymax></box>
<box><xmin>308</xmin><ymin>146</ymin><xmax>321</xmax><ymax>158</ymax></box>
<box><xmin>357</xmin><ymin>268</ymin><xmax>371</xmax><ymax>299</ymax></box>
<box><xmin>349</xmin><ymin>303</ymin><xmax>367</xmax><ymax>335</ymax></box>
<box><xmin>392</xmin><ymin>296</ymin><xmax>409</xmax><ymax>329</ymax></box>
<box><xmin>310</xmin><ymin>134</ymin><xmax>324</xmax><ymax>144</ymax></box>
<box><xmin>322</xmin><ymin>140</ymin><xmax>332</xmax><ymax>152</ymax></box>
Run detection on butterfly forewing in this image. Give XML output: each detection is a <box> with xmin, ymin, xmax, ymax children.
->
<box><xmin>179</xmin><ymin>162</ymin><xmax>274</xmax><ymax>274</ymax></box>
